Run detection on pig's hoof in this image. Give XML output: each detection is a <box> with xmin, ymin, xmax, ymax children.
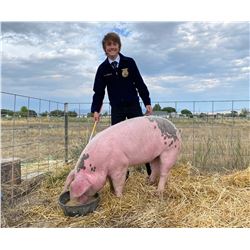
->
<box><xmin>157</xmin><ymin>190</ymin><xmax>164</xmax><ymax>200</ymax></box>
<box><xmin>145</xmin><ymin>177</ymin><xmax>156</xmax><ymax>186</ymax></box>
<box><xmin>115</xmin><ymin>193</ymin><xmax>123</xmax><ymax>198</ymax></box>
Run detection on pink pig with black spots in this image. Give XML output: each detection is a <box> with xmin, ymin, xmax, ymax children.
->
<box><xmin>63</xmin><ymin>116</ymin><xmax>181</xmax><ymax>203</ymax></box>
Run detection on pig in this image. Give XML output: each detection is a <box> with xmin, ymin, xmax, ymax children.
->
<box><xmin>63</xmin><ymin>116</ymin><xmax>181</xmax><ymax>203</ymax></box>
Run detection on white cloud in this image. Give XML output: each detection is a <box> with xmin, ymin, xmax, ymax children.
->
<box><xmin>1</xmin><ymin>21</ymin><xmax>249</xmax><ymax>105</ymax></box>
<box><xmin>231</xmin><ymin>56</ymin><xmax>249</xmax><ymax>67</ymax></box>
<box><xmin>187</xmin><ymin>79</ymin><xmax>221</xmax><ymax>93</ymax></box>
<box><xmin>240</xmin><ymin>66</ymin><xmax>250</xmax><ymax>73</ymax></box>
<box><xmin>36</xmin><ymin>50</ymin><xmax>63</xmax><ymax>60</ymax></box>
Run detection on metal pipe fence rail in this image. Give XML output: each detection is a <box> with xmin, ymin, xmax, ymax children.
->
<box><xmin>1</xmin><ymin>91</ymin><xmax>250</xmax><ymax>203</ymax></box>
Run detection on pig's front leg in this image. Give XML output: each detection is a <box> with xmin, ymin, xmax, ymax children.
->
<box><xmin>108</xmin><ymin>176</ymin><xmax>115</xmax><ymax>194</ymax></box>
<box><xmin>110</xmin><ymin>167</ymin><xmax>128</xmax><ymax>197</ymax></box>
<box><xmin>108</xmin><ymin>154</ymin><xmax>129</xmax><ymax>197</ymax></box>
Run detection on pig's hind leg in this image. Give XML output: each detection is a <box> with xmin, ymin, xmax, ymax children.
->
<box><xmin>157</xmin><ymin>149</ymin><xmax>178</xmax><ymax>195</ymax></box>
<box><xmin>148</xmin><ymin>156</ymin><xmax>160</xmax><ymax>185</ymax></box>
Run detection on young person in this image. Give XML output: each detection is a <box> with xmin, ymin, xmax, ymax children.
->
<box><xmin>91</xmin><ymin>32</ymin><xmax>152</xmax><ymax>175</ymax></box>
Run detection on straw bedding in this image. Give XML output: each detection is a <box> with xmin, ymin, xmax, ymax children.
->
<box><xmin>1</xmin><ymin>162</ymin><xmax>250</xmax><ymax>228</ymax></box>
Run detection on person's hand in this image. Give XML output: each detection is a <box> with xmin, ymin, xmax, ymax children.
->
<box><xmin>145</xmin><ymin>105</ymin><xmax>153</xmax><ymax>116</ymax></box>
<box><xmin>93</xmin><ymin>112</ymin><xmax>100</xmax><ymax>122</ymax></box>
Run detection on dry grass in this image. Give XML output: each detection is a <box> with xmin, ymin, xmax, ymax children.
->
<box><xmin>1</xmin><ymin>162</ymin><xmax>249</xmax><ymax>228</ymax></box>
<box><xmin>1</xmin><ymin>118</ymin><xmax>250</xmax><ymax>173</ymax></box>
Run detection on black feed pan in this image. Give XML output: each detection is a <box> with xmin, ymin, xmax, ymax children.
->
<box><xmin>58</xmin><ymin>191</ymin><xmax>100</xmax><ymax>217</ymax></box>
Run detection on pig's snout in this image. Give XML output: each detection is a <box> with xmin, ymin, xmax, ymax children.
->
<box><xmin>69</xmin><ymin>191</ymin><xmax>89</xmax><ymax>204</ymax></box>
<box><xmin>69</xmin><ymin>175</ymin><xmax>92</xmax><ymax>202</ymax></box>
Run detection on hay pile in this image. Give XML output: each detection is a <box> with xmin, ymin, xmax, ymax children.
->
<box><xmin>1</xmin><ymin>163</ymin><xmax>250</xmax><ymax>228</ymax></box>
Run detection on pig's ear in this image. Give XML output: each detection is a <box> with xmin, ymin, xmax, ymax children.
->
<box><xmin>70</xmin><ymin>176</ymin><xmax>91</xmax><ymax>198</ymax></box>
<box><xmin>63</xmin><ymin>169</ymin><xmax>75</xmax><ymax>192</ymax></box>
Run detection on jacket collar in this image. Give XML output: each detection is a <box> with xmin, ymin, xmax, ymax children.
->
<box><xmin>104</xmin><ymin>53</ymin><xmax>127</xmax><ymax>66</ymax></box>
<box><xmin>108</xmin><ymin>54</ymin><xmax>120</xmax><ymax>65</ymax></box>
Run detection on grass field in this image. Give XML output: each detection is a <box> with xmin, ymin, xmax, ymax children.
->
<box><xmin>1</xmin><ymin>116</ymin><xmax>249</xmax><ymax>177</ymax></box>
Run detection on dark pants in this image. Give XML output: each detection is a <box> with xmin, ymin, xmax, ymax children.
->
<box><xmin>111</xmin><ymin>103</ymin><xmax>151</xmax><ymax>176</ymax></box>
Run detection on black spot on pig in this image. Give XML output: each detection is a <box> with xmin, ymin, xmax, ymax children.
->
<box><xmin>91</xmin><ymin>166</ymin><xmax>96</xmax><ymax>172</ymax></box>
<box><xmin>146</xmin><ymin>116</ymin><xmax>178</xmax><ymax>142</ymax></box>
<box><xmin>77</xmin><ymin>153</ymin><xmax>89</xmax><ymax>172</ymax></box>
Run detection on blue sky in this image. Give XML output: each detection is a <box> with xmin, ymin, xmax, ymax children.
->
<box><xmin>1</xmin><ymin>21</ymin><xmax>249</xmax><ymax>113</ymax></box>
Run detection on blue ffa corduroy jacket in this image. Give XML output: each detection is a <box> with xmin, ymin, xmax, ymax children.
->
<box><xmin>91</xmin><ymin>53</ymin><xmax>151</xmax><ymax>113</ymax></box>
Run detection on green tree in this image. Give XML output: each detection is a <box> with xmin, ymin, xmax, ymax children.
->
<box><xmin>20</xmin><ymin>106</ymin><xmax>28</xmax><ymax>113</ymax></box>
<box><xmin>20</xmin><ymin>106</ymin><xmax>28</xmax><ymax>117</ymax></box>
<box><xmin>50</xmin><ymin>110</ymin><xmax>64</xmax><ymax>117</ymax></box>
<box><xmin>68</xmin><ymin>111</ymin><xmax>78</xmax><ymax>117</ymax></box>
<box><xmin>1</xmin><ymin>109</ymin><xmax>14</xmax><ymax>116</ymax></box>
<box><xmin>40</xmin><ymin>111</ymin><xmax>49</xmax><ymax>117</ymax></box>
<box><xmin>181</xmin><ymin>109</ymin><xmax>193</xmax><ymax>117</ymax></box>
<box><xmin>162</xmin><ymin>107</ymin><xmax>176</xmax><ymax>113</ymax></box>
<box><xmin>240</xmin><ymin>108</ymin><xmax>248</xmax><ymax>117</ymax></box>
<box><xmin>153</xmin><ymin>104</ymin><xmax>162</xmax><ymax>111</ymax></box>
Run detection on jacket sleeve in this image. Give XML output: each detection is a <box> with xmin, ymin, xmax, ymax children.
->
<box><xmin>91</xmin><ymin>66</ymin><xmax>106</xmax><ymax>113</ymax></box>
<box><xmin>131</xmin><ymin>59</ymin><xmax>151</xmax><ymax>106</ymax></box>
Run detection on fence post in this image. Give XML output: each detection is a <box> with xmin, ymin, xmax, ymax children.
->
<box><xmin>192</xmin><ymin>101</ymin><xmax>196</xmax><ymax>167</ymax></box>
<box><xmin>64</xmin><ymin>103</ymin><xmax>69</xmax><ymax>163</ymax></box>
